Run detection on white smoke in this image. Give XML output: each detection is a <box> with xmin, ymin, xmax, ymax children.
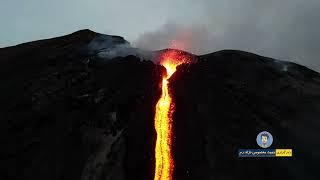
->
<box><xmin>87</xmin><ymin>34</ymin><xmax>157</xmax><ymax>61</ymax></box>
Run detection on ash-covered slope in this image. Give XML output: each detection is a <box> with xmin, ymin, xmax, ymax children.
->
<box><xmin>170</xmin><ymin>50</ymin><xmax>320</xmax><ymax>180</ymax></box>
<box><xmin>1</xmin><ymin>30</ymin><xmax>320</xmax><ymax>180</ymax></box>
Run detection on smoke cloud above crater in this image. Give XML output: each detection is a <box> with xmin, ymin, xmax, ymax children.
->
<box><xmin>134</xmin><ymin>0</ymin><xmax>320</xmax><ymax>72</ymax></box>
<box><xmin>134</xmin><ymin>22</ymin><xmax>214</xmax><ymax>55</ymax></box>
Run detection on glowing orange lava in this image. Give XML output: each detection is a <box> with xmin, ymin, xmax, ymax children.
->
<box><xmin>154</xmin><ymin>50</ymin><xmax>193</xmax><ymax>180</ymax></box>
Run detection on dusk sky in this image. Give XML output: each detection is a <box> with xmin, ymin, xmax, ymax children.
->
<box><xmin>1</xmin><ymin>0</ymin><xmax>319</xmax><ymax>71</ymax></box>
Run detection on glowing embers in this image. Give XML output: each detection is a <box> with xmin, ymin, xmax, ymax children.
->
<box><xmin>154</xmin><ymin>50</ymin><xmax>193</xmax><ymax>180</ymax></box>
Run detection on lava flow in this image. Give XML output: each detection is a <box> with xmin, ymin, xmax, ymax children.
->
<box><xmin>154</xmin><ymin>50</ymin><xmax>192</xmax><ymax>180</ymax></box>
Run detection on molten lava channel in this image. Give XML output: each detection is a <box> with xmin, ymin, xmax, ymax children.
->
<box><xmin>154</xmin><ymin>50</ymin><xmax>192</xmax><ymax>180</ymax></box>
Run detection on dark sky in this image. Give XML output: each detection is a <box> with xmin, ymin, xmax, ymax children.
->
<box><xmin>1</xmin><ymin>0</ymin><xmax>319</xmax><ymax>71</ymax></box>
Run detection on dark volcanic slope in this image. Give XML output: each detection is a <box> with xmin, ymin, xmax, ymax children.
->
<box><xmin>0</xmin><ymin>30</ymin><xmax>164</xmax><ymax>180</ymax></box>
<box><xmin>1</xmin><ymin>30</ymin><xmax>320</xmax><ymax>180</ymax></box>
<box><xmin>170</xmin><ymin>50</ymin><xmax>320</xmax><ymax>180</ymax></box>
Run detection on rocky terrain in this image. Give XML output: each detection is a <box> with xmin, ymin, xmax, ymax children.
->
<box><xmin>1</xmin><ymin>30</ymin><xmax>319</xmax><ymax>180</ymax></box>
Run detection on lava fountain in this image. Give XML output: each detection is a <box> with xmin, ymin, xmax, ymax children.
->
<box><xmin>154</xmin><ymin>50</ymin><xmax>193</xmax><ymax>180</ymax></box>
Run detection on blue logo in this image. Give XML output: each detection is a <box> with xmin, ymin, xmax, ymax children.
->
<box><xmin>256</xmin><ymin>131</ymin><xmax>273</xmax><ymax>148</ymax></box>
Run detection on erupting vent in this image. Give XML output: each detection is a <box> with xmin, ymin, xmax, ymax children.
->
<box><xmin>154</xmin><ymin>50</ymin><xmax>193</xmax><ymax>180</ymax></box>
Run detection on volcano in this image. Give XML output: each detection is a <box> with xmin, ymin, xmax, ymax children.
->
<box><xmin>1</xmin><ymin>30</ymin><xmax>319</xmax><ymax>180</ymax></box>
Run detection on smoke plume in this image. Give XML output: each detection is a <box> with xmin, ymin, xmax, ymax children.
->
<box><xmin>133</xmin><ymin>0</ymin><xmax>320</xmax><ymax>72</ymax></box>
